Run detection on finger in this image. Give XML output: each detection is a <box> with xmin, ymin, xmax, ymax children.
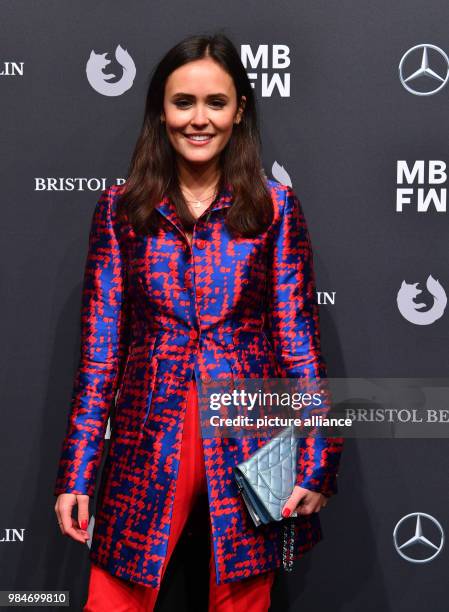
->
<box><xmin>76</xmin><ymin>495</ymin><xmax>90</xmax><ymax>533</ymax></box>
<box><xmin>72</xmin><ymin>518</ymin><xmax>90</xmax><ymax>541</ymax></box>
<box><xmin>55</xmin><ymin>493</ymin><xmax>76</xmax><ymax>535</ymax></box>
<box><xmin>58</xmin><ymin>499</ymin><xmax>74</xmax><ymax>536</ymax></box>
<box><xmin>65</xmin><ymin>524</ymin><xmax>89</xmax><ymax>543</ymax></box>
<box><xmin>297</xmin><ymin>502</ymin><xmax>317</xmax><ymax>516</ymax></box>
<box><xmin>65</xmin><ymin>522</ymin><xmax>89</xmax><ymax>543</ymax></box>
<box><xmin>54</xmin><ymin>503</ymin><xmax>64</xmax><ymax>535</ymax></box>
<box><xmin>59</xmin><ymin>499</ymin><xmax>87</xmax><ymax>544</ymax></box>
<box><xmin>282</xmin><ymin>490</ymin><xmax>306</xmax><ymax>518</ymax></box>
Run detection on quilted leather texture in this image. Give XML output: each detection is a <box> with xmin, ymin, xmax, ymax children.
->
<box><xmin>237</xmin><ymin>425</ymin><xmax>299</xmax><ymax>522</ymax></box>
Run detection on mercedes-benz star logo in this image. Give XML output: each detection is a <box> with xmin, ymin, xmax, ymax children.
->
<box><xmin>393</xmin><ymin>512</ymin><xmax>444</xmax><ymax>563</ymax></box>
<box><xmin>399</xmin><ymin>44</ymin><xmax>449</xmax><ymax>96</ymax></box>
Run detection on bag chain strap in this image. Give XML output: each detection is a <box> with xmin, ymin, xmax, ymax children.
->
<box><xmin>282</xmin><ymin>518</ymin><xmax>296</xmax><ymax>571</ymax></box>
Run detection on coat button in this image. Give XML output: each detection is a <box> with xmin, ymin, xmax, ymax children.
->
<box><xmin>196</xmin><ymin>239</ymin><xmax>206</xmax><ymax>249</ymax></box>
<box><xmin>201</xmin><ymin>374</ymin><xmax>212</xmax><ymax>383</ymax></box>
<box><xmin>197</xmin><ymin>286</ymin><xmax>204</xmax><ymax>297</ymax></box>
<box><xmin>189</xmin><ymin>329</ymin><xmax>199</xmax><ymax>340</ymax></box>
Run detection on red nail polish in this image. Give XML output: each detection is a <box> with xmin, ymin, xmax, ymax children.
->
<box><xmin>282</xmin><ymin>508</ymin><xmax>291</xmax><ymax>518</ymax></box>
<box><xmin>80</xmin><ymin>520</ymin><xmax>88</xmax><ymax>530</ymax></box>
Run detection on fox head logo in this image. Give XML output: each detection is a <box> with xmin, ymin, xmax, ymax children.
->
<box><xmin>86</xmin><ymin>44</ymin><xmax>136</xmax><ymax>96</ymax></box>
<box><xmin>397</xmin><ymin>274</ymin><xmax>447</xmax><ymax>325</ymax></box>
<box><xmin>271</xmin><ymin>161</ymin><xmax>292</xmax><ymax>187</ymax></box>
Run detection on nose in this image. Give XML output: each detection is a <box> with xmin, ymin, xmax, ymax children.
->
<box><xmin>191</xmin><ymin>104</ymin><xmax>209</xmax><ymax>127</ymax></box>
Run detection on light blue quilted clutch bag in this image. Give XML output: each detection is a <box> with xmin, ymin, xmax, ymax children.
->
<box><xmin>234</xmin><ymin>424</ymin><xmax>299</xmax><ymax>570</ymax></box>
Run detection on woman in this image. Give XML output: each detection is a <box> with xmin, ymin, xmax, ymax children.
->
<box><xmin>53</xmin><ymin>32</ymin><xmax>343</xmax><ymax>611</ymax></box>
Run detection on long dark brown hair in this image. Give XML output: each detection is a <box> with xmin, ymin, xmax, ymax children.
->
<box><xmin>117</xmin><ymin>31</ymin><xmax>274</xmax><ymax>238</ymax></box>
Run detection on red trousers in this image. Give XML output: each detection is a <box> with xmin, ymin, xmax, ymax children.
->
<box><xmin>83</xmin><ymin>376</ymin><xmax>276</xmax><ymax>611</ymax></box>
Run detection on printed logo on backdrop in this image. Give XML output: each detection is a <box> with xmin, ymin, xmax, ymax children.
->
<box><xmin>397</xmin><ymin>275</ymin><xmax>447</xmax><ymax>325</ymax></box>
<box><xmin>396</xmin><ymin>160</ymin><xmax>447</xmax><ymax>212</ymax></box>
<box><xmin>393</xmin><ymin>513</ymin><xmax>444</xmax><ymax>562</ymax></box>
<box><xmin>86</xmin><ymin>44</ymin><xmax>136</xmax><ymax>96</ymax></box>
<box><xmin>34</xmin><ymin>178</ymin><xmax>126</xmax><ymax>191</ymax></box>
<box><xmin>399</xmin><ymin>44</ymin><xmax>449</xmax><ymax>96</ymax></box>
<box><xmin>240</xmin><ymin>45</ymin><xmax>290</xmax><ymax>96</ymax></box>
<box><xmin>0</xmin><ymin>529</ymin><xmax>25</xmax><ymax>542</ymax></box>
<box><xmin>0</xmin><ymin>62</ymin><xmax>24</xmax><ymax>77</ymax></box>
<box><xmin>84</xmin><ymin>44</ymin><xmax>290</xmax><ymax>97</ymax></box>
<box><xmin>271</xmin><ymin>160</ymin><xmax>292</xmax><ymax>186</ymax></box>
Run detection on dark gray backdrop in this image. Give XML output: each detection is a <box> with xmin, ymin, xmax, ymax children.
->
<box><xmin>1</xmin><ymin>1</ymin><xmax>448</xmax><ymax>610</ymax></box>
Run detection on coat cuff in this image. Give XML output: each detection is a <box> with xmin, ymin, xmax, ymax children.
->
<box><xmin>295</xmin><ymin>467</ymin><xmax>339</xmax><ymax>498</ymax></box>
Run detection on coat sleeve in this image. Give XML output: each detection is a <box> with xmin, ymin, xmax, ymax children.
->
<box><xmin>264</xmin><ymin>184</ymin><xmax>343</xmax><ymax>498</ymax></box>
<box><xmin>53</xmin><ymin>186</ymin><xmax>130</xmax><ymax>497</ymax></box>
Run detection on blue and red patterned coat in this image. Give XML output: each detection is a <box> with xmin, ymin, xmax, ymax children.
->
<box><xmin>54</xmin><ymin>179</ymin><xmax>343</xmax><ymax>589</ymax></box>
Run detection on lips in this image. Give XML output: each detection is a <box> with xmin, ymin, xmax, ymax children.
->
<box><xmin>183</xmin><ymin>133</ymin><xmax>215</xmax><ymax>146</ymax></box>
<box><xmin>184</xmin><ymin>134</ymin><xmax>215</xmax><ymax>139</ymax></box>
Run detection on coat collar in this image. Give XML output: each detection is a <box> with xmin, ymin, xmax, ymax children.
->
<box><xmin>154</xmin><ymin>182</ymin><xmax>233</xmax><ymax>229</ymax></box>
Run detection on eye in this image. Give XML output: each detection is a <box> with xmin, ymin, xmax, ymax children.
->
<box><xmin>173</xmin><ymin>99</ymin><xmax>226</xmax><ymax>109</ymax></box>
<box><xmin>174</xmin><ymin>99</ymin><xmax>191</xmax><ymax>108</ymax></box>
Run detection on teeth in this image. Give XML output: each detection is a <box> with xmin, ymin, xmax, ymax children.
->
<box><xmin>187</xmin><ymin>135</ymin><xmax>212</xmax><ymax>140</ymax></box>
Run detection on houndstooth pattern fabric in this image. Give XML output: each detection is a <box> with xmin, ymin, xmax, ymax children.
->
<box><xmin>53</xmin><ymin>179</ymin><xmax>343</xmax><ymax>589</ymax></box>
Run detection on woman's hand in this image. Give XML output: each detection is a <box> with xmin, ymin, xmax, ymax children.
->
<box><xmin>282</xmin><ymin>485</ymin><xmax>328</xmax><ymax>518</ymax></box>
<box><xmin>54</xmin><ymin>493</ymin><xmax>91</xmax><ymax>543</ymax></box>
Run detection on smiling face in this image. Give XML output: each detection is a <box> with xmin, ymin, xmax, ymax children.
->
<box><xmin>161</xmin><ymin>57</ymin><xmax>246</xmax><ymax>168</ymax></box>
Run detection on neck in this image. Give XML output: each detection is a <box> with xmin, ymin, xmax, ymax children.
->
<box><xmin>176</xmin><ymin>156</ymin><xmax>221</xmax><ymax>195</ymax></box>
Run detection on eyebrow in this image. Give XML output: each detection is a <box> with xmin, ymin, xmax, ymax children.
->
<box><xmin>171</xmin><ymin>92</ymin><xmax>229</xmax><ymax>98</ymax></box>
